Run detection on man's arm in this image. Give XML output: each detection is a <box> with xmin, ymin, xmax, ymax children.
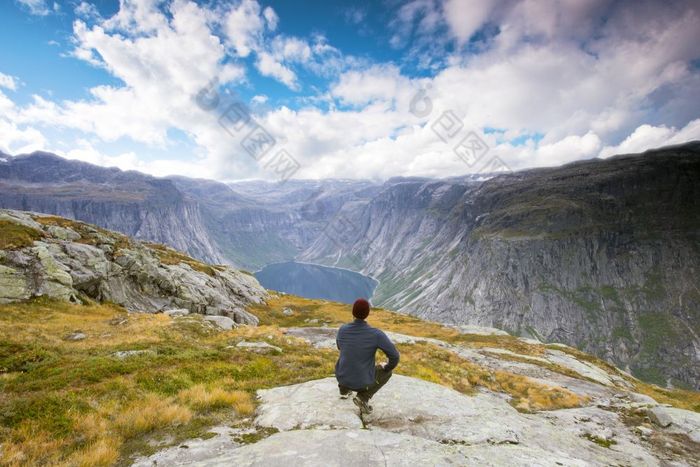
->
<box><xmin>376</xmin><ymin>330</ymin><xmax>400</xmax><ymax>371</ymax></box>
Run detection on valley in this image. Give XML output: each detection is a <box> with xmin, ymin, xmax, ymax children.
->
<box><xmin>1</xmin><ymin>142</ymin><xmax>699</xmax><ymax>389</ymax></box>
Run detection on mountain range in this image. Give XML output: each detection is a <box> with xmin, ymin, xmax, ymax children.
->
<box><xmin>1</xmin><ymin>142</ymin><xmax>698</xmax><ymax>389</ymax></box>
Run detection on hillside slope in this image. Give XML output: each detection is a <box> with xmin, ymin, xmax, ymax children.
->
<box><xmin>2</xmin><ymin>290</ymin><xmax>700</xmax><ymax>464</ymax></box>
<box><xmin>300</xmin><ymin>143</ymin><xmax>700</xmax><ymax>389</ymax></box>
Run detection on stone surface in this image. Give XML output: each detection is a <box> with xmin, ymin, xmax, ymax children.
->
<box><xmin>132</xmin><ymin>426</ymin><xmax>243</xmax><ymax>466</ymax></box>
<box><xmin>65</xmin><ymin>331</ymin><xmax>87</xmax><ymax>341</ymax></box>
<box><xmin>203</xmin><ymin>315</ymin><xmax>236</xmax><ymax>330</ymax></box>
<box><xmin>197</xmin><ymin>429</ymin><xmax>476</xmax><ymax>467</ymax></box>
<box><xmin>235</xmin><ymin>341</ymin><xmax>282</xmax><ymax>353</ymax></box>
<box><xmin>648</xmin><ymin>406</ymin><xmax>700</xmax><ymax>442</ymax></box>
<box><xmin>0</xmin><ymin>263</ymin><xmax>31</xmax><ymax>303</ymax></box>
<box><xmin>451</xmin><ymin>324</ymin><xmax>509</xmax><ymax>336</ymax></box>
<box><xmin>154</xmin><ymin>374</ymin><xmax>672</xmax><ymax>466</ymax></box>
<box><xmin>0</xmin><ymin>209</ymin><xmax>267</xmax><ymax>324</ymax></box>
<box><xmin>254</xmin><ymin>375</ymin><xmax>662</xmax><ymax>464</ymax></box>
<box><xmin>164</xmin><ymin>308</ymin><xmax>190</xmax><ymax>317</ymax></box>
<box><xmin>112</xmin><ymin>350</ymin><xmax>155</xmax><ymax>359</ymax></box>
<box><xmin>544</xmin><ymin>349</ymin><xmax>627</xmax><ymax>388</ymax></box>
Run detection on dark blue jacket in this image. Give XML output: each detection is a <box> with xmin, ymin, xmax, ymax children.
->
<box><xmin>335</xmin><ymin>319</ymin><xmax>400</xmax><ymax>389</ymax></box>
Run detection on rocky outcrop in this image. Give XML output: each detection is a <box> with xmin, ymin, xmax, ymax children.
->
<box><xmin>0</xmin><ymin>209</ymin><xmax>266</xmax><ymax>323</ymax></box>
<box><xmin>134</xmin><ymin>329</ymin><xmax>700</xmax><ymax>466</ymax></box>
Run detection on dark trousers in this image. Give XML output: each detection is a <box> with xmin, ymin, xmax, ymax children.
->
<box><xmin>339</xmin><ymin>365</ymin><xmax>392</xmax><ymax>402</ymax></box>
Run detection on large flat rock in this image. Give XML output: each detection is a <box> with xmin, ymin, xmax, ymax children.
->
<box><xmin>254</xmin><ymin>375</ymin><xmax>662</xmax><ymax>466</ymax></box>
<box><xmin>198</xmin><ymin>429</ymin><xmax>469</xmax><ymax>466</ymax></box>
<box><xmin>256</xmin><ymin>374</ymin><xmax>524</xmax><ymax>445</ymax></box>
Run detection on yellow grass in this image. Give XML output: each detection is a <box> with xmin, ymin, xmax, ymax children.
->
<box><xmin>61</xmin><ymin>437</ymin><xmax>120</xmax><ymax>467</ymax></box>
<box><xmin>178</xmin><ymin>384</ymin><xmax>254</xmax><ymax>414</ymax></box>
<box><xmin>2</xmin><ymin>291</ymin><xmax>698</xmax><ymax>466</ymax></box>
<box><xmin>250</xmin><ymin>294</ymin><xmax>546</xmax><ymax>356</ymax></box>
<box><xmin>0</xmin><ymin>422</ymin><xmax>63</xmax><ymax>466</ymax></box>
<box><xmin>114</xmin><ymin>394</ymin><xmax>192</xmax><ymax>438</ymax></box>
<box><xmin>0</xmin><ymin>220</ymin><xmax>42</xmax><ymax>250</ymax></box>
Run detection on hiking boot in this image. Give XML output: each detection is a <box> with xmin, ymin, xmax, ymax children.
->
<box><xmin>353</xmin><ymin>396</ymin><xmax>373</xmax><ymax>414</ymax></box>
<box><xmin>339</xmin><ymin>391</ymin><xmax>352</xmax><ymax>400</ymax></box>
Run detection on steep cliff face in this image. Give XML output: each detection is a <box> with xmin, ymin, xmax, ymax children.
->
<box><xmin>300</xmin><ymin>143</ymin><xmax>700</xmax><ymax>389</ymax></box>
<box><xmin>174</xmin><ymin>177</ymin><xmax>380</xmax><ymax>269</ymax></box>
<box><xmin>0</xmin><ymin>152</ymin><xmax>226</xmax><ymax>264</ymax></box>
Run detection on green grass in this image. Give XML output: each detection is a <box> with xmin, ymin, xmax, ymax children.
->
<box><xmin>2</xmin><ymin>293</ymin><xmax>699</xmax><ymax>465</ymax></box>
<box><xmin>0</xmin><ymin>220</ymin><xmax>43</xmax><ymax>250</ymax></box>
<box><xmin>143</xmin><ymin>242</ymin><xmax>218</xmax><ymax>276</ymax></box>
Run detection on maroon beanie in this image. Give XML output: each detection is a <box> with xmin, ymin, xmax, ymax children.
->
<box><xmin>352</xmin><ymin>298</ymin><xmax>370</xmax><ymax>320</ymax></box>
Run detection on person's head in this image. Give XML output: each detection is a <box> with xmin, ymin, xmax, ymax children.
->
<box><xmin>352</xmin><ymin>298</ymin><xmax>370</xmax><ymax>320</ymax></box>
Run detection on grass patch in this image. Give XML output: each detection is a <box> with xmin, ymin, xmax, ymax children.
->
<box><xmin>178</xmin><ymin>384</ymin><xmax>254</xmax><ymax>414</ymax></box>
<box><xmin>2</xmin><ymin>293</ymin><xmax>698</xmax><ymax>465</ymax></box>
<box><xmin>114</xmin><ymin>394</ymin><xmax>192</xmax><ymax>438</ymax></box>
<box><xmin>143</xmin><ymin>242</ymin><xmax>217</xmax><ymax>276</ymax></box>
<box><xmin>583</xmin><ymin>433</ymin><xmax>617</xmax><ymax>448</ymax></box>
<box><xmin>0</xmin><ymin>220</ymin><xmax>43</xmax><ymax>250</ymax></box>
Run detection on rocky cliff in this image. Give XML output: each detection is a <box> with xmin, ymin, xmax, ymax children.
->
<box><xmin>299</xmin><ymin>143</ymin><xmax>700</xmax><ymax>389</ymax></box>
<box><xmin>0</xmin><ymin>152</ymin><xmax>226</xmax><ymax>265</ymax></box>
<box><xmin>0</xmin><ymin>209</ymin><xmax>266</xmax><ymax>324</ymax></box>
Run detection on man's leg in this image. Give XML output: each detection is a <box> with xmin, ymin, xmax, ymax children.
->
<box><xmin>356</xmin><ymin>365</ymin><xmax>392</xmax><ymax>402</ymax></box>
<box><xmin>338</xmin><ymin>384</ymin><xmax>353</xmax><ymax>399</ymax></box>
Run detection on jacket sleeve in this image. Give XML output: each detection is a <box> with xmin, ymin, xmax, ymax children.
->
<box><xmin>376</xmin><ymin>330</ymin><xmax>400</xmax><ymax>371</ymax></box>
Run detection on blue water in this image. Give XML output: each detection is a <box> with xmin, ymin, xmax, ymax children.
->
<box><xmin>254</xmin><ymin>261</ymin><xmax>377</xmax><ymax>304</ymax></box>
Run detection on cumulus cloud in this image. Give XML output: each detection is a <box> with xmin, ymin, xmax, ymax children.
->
<box><xmin>599</xmin><ymin>120</ymin><xmax>700</xmax><ymax>158</ymax></box>
<box><xmin>3</xmin><ymin>0</ymin><xmax>699</xmax><ymax>181</ymax></box>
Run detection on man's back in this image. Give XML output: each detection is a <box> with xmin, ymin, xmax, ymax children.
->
<box><xmin>335</xmin><ymin>319</ymin><xmax>400</xmax><ymax>389</ymax></box>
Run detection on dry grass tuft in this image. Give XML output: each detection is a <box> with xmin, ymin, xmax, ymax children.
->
<box><xmin>178</xmin><ymin>384</ymin><xmax>255</xmax><ymax>414</ymax></box>
<box><xmin>114</xmin><ymin>394</ymin><xmax>192</xmax><ymax>438</ymax></box>
<box><xmin>0</xmin><ymin>422</ymin><xmax>63</xmax><ymax>466</ymax></box>
<box><xmin>144</xmin><ymin>242</ymin><xmax>217</xmax><ymax>276</ymax></box>
<box><xmin>397</xmin><ymin>342</ymin><xmax>587</xmax><ymax>411</ymax></box>
<box><xmin>0</xmin><ymin>220</ymin><xmax>43</xmax><ymax>250</ymax></box>
<box><xmin>73</xmin><ymin>412</ymin><xmax>109</xmax><ymax>442</ymax></box>
<box><xmin>61</xmin><ymin>437</ymin><xmax>121</xmax><ymax>467</ymax></box>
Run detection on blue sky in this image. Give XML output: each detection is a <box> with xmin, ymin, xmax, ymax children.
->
<box><xmin>1</xmin><ymin>0</ymin><xmax>699</xmax><ymax>181</ymax></box>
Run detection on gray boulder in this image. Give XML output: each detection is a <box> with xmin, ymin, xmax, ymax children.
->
<box><xmin>204</xmin><ymin>315</ymin><xmax>236</xmax><ymax>330</ymax></box>
<box><xmin>648</xmin><ymin>406</ymin><xmax>700</xmax><ymax>442</ymax></box>
<box><xmin>0</xmin><ymin>209</ymin><xmax>267</xmax><ymax>325</ymax></box>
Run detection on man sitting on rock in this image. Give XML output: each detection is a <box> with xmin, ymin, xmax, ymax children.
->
<box><xmin>335</xmin><ymin>298</ymin><xmax>400</xmax><ymax>414</ymax></box>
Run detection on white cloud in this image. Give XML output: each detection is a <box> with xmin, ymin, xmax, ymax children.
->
<box><xmin>256</xmin><ymin>52</ymin><xmax>298</xmax><ymax>90</ymax></box>
<box><xmin>0</xmin><ymin>90</ymin><xmax>46</xmax><ymax>154</ymax></box>
<box><xmin>224</xmin><ymin>0</ymin><xmax>265</xmax><ymax>57</ymax></box>
<box><xmin>75</xmin><ymin>1</ymin><xmax>101</xmax><ymax>20</ymax></box>
<box><xmin>263</xmin><ymin>6</ymin><xmax>278</xmax><ymax>30</ymax></box>
<box><xmin>442</xmin><ymin>0</ymin><xmax>496</xmax><ymax>44</ymax></box>
<box><xmin>599</xmin><ymin>119</ymin><xmax>700</xmax><ymax>158</ymax></box>
<box><xmin>5</xmin><ymin>0</ymin><xmax>700</xmax><ymax>182</ymax></box>
<box><xmin>0</xmin><ymin>72</ymin><xmax>19</xmax><ymax>91</ymax></box>
<box><xmin>16</xmin><ymin>0</ymin><xmax>51</xmax><ymax>16</ymax></box>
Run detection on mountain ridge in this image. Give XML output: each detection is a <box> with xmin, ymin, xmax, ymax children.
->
<box><xmin>1</xmin><ymin>143</ymin><xmax>699</xmax><ymax>388</ymax></box>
